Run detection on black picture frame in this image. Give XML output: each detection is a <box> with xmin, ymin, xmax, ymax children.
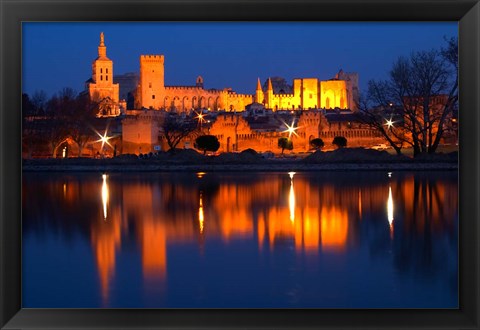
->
<box><xmin>1</xmin><ymin>0</ymin><xmax>479</xmax><ymax>329</ymax></box>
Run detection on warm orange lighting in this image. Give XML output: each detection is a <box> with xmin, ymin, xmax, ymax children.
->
<box><xmin>140</xmin><ymin>219</ymin><xmax>167</xmax><ymax>280</ymax></box>
<box><xmin>301</xmin><ymin>209</ymin><xmax>320</xmax><ymax>251</ymax></box>
<box><xmin>198</xmin><ymin>192</ymin><xmax>205</xmax><ymax>234</ymax></box>
<box><xmin>358</xmin><ymin>190</ymin><xmax>362</xmax><ymax>218</ymax></box>
<box><xmin>101</xmin><ymin>174</ymin><xmax>109</xmax><ymax>220</ymax></box>
<box><xmin>320</xmin><ymin>206</ymin><xmax>348</xmax><ymax>251</ymax></box>
<box><xmin>90</xmin><ymin>210</ymin><xmax>121</xmax><ymax>305</ymax></box>
<box><xmin>196</xmin><ymin>172</ymin><xmax>206</xmax><ymax>179</ymax></box>
<box><xmin>195</xmin><ymin>111</ymin><xmax>206</xmax><ymax>124</ymax></box>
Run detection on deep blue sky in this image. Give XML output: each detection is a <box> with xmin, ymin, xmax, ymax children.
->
<box><xmin>22</xmin><ymin>22</ymin><xmax>457</xmax><ymax>98</ymax></box>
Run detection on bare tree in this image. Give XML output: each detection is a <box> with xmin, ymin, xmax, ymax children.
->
<box><xmin>161</xmin><ymin>113</ymin><xmax>197</xmax><ymax>152</ymax></box>
<box><xmin>361</xmin><ymin>38</ymin><xmax>458</xmax><ymax>157</ymax></box>
<box><xmin>68</xmin><ymin>93</ymin><xmax>98</xmax><ymax>157</ymax></box>
<box><xmin>356</xmin><ymin>93</ymin><xmax>405</xmax><ymax>155</ymax></box>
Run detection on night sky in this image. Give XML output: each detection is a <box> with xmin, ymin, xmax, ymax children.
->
<box><xmin>22</xmin><ymin>22</ymin><xmax>457</xmax><ymax>98</ymax></box>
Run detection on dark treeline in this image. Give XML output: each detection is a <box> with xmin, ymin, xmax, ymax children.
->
<box><xmin>22</xmin><ymin>88</ymin><xmax>103</xmax><ymax>158</ymax></box>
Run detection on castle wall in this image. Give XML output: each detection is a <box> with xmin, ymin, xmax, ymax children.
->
<box><xmin>299</xmin><ymin>78</ymin><xmax>320</xmax><ymax>109</ymax></box>
<box><xmin>89</xmin><ymin>84</ymin><xmax>120</xmax><ymax>104</ymax></box>
<box><xmin>122</xmin><ymin>112</ymin><xmax>160</xmax><ymax>154</ymax></box>
<box><xmin>320</xmin><ymin>80</ymin><xmax>348</xmax><ymax>109</ymax></box>
<box><xmin>268</xmin><ymin>93</ymin><xmax>298</xmax><ymax>111</ymax></box>
<box><xmin>337</xmin><ymin>71</ymin><xmax>359</xmax><ymax>111</ymax></box>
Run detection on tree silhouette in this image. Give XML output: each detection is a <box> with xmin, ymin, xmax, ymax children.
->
<box><xmin>194</xmin><ymin>135</ymin><xmax>220</xmax><ymax>155</ymax></box>
<box><xmin>332</xmin><ymin>136</ymin><xmax>347</xmax><ymax>149</ymax></box>
<box><xmin>309</xmin><ymin>138</ymin><xmax>324</xmax><ymax>150</ymax></box>
<box><xmin>278</xmin><ymin>137</ymin><xmax>293</xmax><ymax>154</ymax></box>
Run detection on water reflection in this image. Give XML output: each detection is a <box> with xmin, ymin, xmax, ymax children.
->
<box><xmin>198</xmin><ymin>192</ymin><xmax>205</xmax><ymax>234</ymax></box>
<box><xmin>22</xmin><ymin>171</ymin><xmax>458</xmax><ymax>308</ymax></box>
<box><xmin>388</xmin><ymin>184</ymin><xmax>394</xmax><ymax>238</ymax></box>
<box><xmin>288</xmin><ymin>172</ymin><xmax>295</xmax><ymax>222</ymax></box>
<box><xmin>101</xmin><ymin>174</ymin><xmax>109</xmax><ymax>221</ymax></box>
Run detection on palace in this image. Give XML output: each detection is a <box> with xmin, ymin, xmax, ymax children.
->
<box><xmin>87</xmin><ymin>33</ymin><xmax>359</xmax><ymax>114</ymax></box>
<box><xmin>85</xmin><ymin>33</ymin><xmax>383</xmax><ymax>155</ymax></box>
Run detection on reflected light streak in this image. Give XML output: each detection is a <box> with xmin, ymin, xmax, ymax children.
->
<box><xmin>198</xmin><ymin>192</ymin><xmax>204</xmax><ymax>233</ymax></box>
<box><xmin>358</xmin><ymin>190</ymin><xmax>362</xmax><ymax>218</ymax></box>
<box><xmin>197</xmin><ymin>172</ymin><xmax>206</xmax><ymax>179</ymax></box>
<box><xmin>387</xmin><ymin>185</ymin><xmax>394</xmax><ymax>237</ymax></box>
<box><xmin>102</xmin><ymin>174</ymin><xmax>109</xmax><ymax>221</ymax></box>
<box><xmin>288</xmin><ymin>172</ymin><xmax>296</xmax><ymax>222</ymax></box>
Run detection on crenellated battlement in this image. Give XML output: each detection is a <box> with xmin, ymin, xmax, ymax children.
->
<box><xmin>225</xmin><ymin>91</ymin><xmax>253</xmax><ymax>98</ymax></box>
<box><xmin>140</xmin><ymin>55</ymin><xmax>164</xmax><ymax>63</ymax></box>
<box><xmin>165</xmin><ymin>86</ymin><xmax>203</xmax><ymax>91</ymax></box>
<box><xmin>272</xmin><ymin>93</ymin><xmax>295</xmax><ymax>98</ymax></box>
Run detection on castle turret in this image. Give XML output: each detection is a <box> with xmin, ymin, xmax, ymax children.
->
<box><xmin>266</xmin><ymin>78</ymin><xmax>274</xmax><ymax>109</ymax></box>
<box><xmin>255</xmin><ymin>78</ymin><xmax>264</xmax><ymax>104</ymax></box>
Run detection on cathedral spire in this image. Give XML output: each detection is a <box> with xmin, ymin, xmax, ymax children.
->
<box><xmin>256</xmin><ymin>77</ymin><xmax>262</xmax><ymax>91</ymax></box>
<box><xmin>267</xmin><ymin>77</ymin><xmax>273</xmax><ymax>91</ymax></box>
<box><xmin>98</xmin><ymin>32</ymin><xmax>107</xmax><ymax>58</ymax></box>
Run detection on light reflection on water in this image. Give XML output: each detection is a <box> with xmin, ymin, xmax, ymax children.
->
<box><xmin>22</xmin><ymin>171</ymin><xmax>458</xmax><ymax>308</ymax></box>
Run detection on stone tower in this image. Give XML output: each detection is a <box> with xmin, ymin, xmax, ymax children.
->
<box><xmin>266</xmin><ymin>78</ymin><xmax>273</xmax><ymax>109</ymax></box>
<box><xmin>255</xmin><ymin>78</ymin><xmax>264</xmax><ymax>104</ymax></box>
<box><xmin>137</xmin><ymin>55</ymin><xmax>165</xmax><ymax>109</ymax></box>
<box><xmin>87</xmin><ymin>32</ymin><xmax>120</xmax><ymax>108</ymax></box>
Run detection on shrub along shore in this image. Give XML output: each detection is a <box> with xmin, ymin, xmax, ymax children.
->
<box><xmin>22</xmin><ymin>148</ymin><xmax>458</xmax><ymax>172</ymax></box>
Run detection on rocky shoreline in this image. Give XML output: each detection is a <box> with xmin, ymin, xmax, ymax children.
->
<box><xmin>23</xmin><ymin>148</ymin><xmax>458</xmax><ymax>172</ymax></box>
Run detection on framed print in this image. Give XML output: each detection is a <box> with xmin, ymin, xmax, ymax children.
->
<box><xmin>1</xmin><ymin>0</ymin><xmax>479</xmax><ymax>329</ymax></box>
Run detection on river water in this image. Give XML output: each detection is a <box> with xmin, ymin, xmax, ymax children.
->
<box><xmin>22</xmin><ymin>171</ymin><xmax>458</xmax><ymax>308</ymax></box>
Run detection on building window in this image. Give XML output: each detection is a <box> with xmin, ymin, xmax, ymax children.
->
<box><xmin>309</xmin><ymin>94</ymin><xmax>312</xmax><ymax>99</ymax></box>
<box><xmin>100</xmin><ymin>68</ymin><xmax>103</xmax><ymax>73</ymax></box>
<box><xmin>106</xmin><ymin>68</ymin><xmax>108</xmax><ymax>73</ymax></box>
<box><xmin>152</xmin><ymin>95</ymin><xmax>155</xmax><ymax>99</ymax></box>
<box><xmin>106</xmin><ymin>75</ymin><xmax>108</xmax><ymax>81</ymax></box>
<box><xmin>149</xmin><ymin>82</ymin><xmax>152</xmax><ymax>88</ymax></box>
<box><xmin>100</xmin><ymin>75</ymin><xmax>103</xmax><ymax>81</ymax></box>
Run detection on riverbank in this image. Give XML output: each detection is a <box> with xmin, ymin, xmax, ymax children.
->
<box><xmin>23</xmin><ymin>148</ymin><xmax>458</xmax><ymax>172</ymax></box>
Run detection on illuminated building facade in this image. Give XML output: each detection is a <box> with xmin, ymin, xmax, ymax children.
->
<box><xmin>86</xmin><ymin>33</ymin><xmax>358</xmax><ymax>114</ymax></box>
<box><xmin>82</xmin><ymin>33</ymin><xmax>380</xmax><ymax>154</ymax></box>
<box><xmin>86</xmin><ymin>33</ymin><xmax>121</xmax><ymax>116</ymax></box>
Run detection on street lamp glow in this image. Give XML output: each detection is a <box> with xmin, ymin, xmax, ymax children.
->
<box><xmin>94</xmin><ymin>128</ymin><xmax>114</xmax><ymax>150</ymax></box>
<box><xmin>384</xmin><ymin>117</ymin><xmax>395</xmax><ymax>129</ymax></box>
<box><xmin>283</xmin><ymin>120</ymin><xmax>299</xmax><ymax>138</ymax></box>
<box><xmin>195</xmin><ymin>111</ymin><xmax>206</xmax><ymax>123</ymax></box>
